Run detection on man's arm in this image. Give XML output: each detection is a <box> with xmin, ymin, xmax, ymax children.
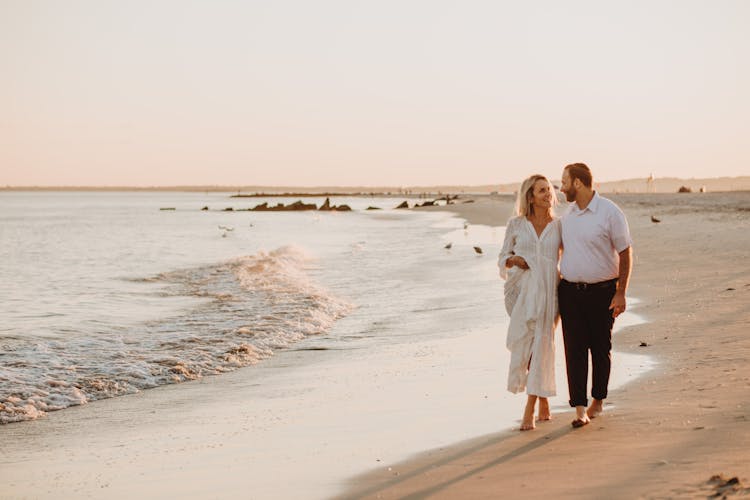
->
<box><xmin>610</xmin><ymin>246</ymin><xmax>632</xmax><ymax>318</ymax></box>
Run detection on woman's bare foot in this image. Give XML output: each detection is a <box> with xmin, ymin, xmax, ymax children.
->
<box><xmin>520</xmin><ymin>415</ymin><xmax>536</xmax><ymax>431</ymax></box>
<box><xmin>520</xmin><ymin>396</ymin><xmax>537</xmax><ymax>431</ymax></box>
<box><xmin>537</xmin><ymin>397</ymin><xmax>552</xmax><ymax>421</ymax></box>
<box><xmin>586</xmin><ymin>399</ymin><xmax>604</xmax><ymax>419</ymax></box>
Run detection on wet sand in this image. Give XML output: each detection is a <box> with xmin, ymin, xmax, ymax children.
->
<box><xmin>343</xmin><ymin>192</ymin><xmax>750</xmax><ymax>498</ymax></box>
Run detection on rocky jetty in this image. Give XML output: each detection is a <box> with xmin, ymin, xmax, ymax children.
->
<box><xmin>251</xmin><ymin>200</ymin><xmax>317</xmax><ymax>211</ymax></box>
<box><xmin>318</xmin><ymin>197</ymin><xmax>352</xmax><ymax>211</ymax></box>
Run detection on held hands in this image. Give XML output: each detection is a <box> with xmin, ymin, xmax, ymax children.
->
<box><xmin>507</xmin><ymin>256</ymin><xmax>529</xmax><ymax>270</ymax></box>
<box><xmin>609</xmin><ymin>291</ymin><xmax>627</xmax><ymax>318</ymax></box>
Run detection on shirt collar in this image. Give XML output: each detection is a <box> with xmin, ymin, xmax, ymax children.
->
<box><xmin>571</xmin><ymin>191</ymin><xmax>600</xmax><ymax>214</ymax></box>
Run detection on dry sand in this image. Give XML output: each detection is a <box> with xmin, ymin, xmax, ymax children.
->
<box><xmin>343</xmin><ymin>192</ymin><xmax>750</xmax><ymax>499</ymax></box>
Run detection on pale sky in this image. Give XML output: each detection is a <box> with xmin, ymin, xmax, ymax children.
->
<box><xmin>2</xmin><ymin>1</ymin><xmax>748</xmax><ymax>187</ymax></box>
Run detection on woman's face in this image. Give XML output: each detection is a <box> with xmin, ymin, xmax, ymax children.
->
<box><xmin>531</xmin><ymin>179</ymin><xmax>554</xmax><ymax>210</ymax></box>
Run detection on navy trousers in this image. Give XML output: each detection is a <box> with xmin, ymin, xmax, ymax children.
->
<box><xmin>558</xmin><ymin>278</ymin><xmax>617</xmax><ymax>408</ymax></box>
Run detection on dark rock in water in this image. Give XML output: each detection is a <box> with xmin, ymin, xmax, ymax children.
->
<box><xmin>366</xmin><ymin>206</ymin><xmax>382</xmax><ymax>210</ymax></box>
<box><xmin>473</xmin><ymin>246</ymin><xmax>483</xmax><ymax>254</ymax></box>
<box><xmin>223</xmin><ymin>207</ymin><xmax>234</xmax><ymax>211</ymax></box>
<box><xmin>318</xmin><ymin>197</ymin><xmax>351</xmax><ymax>211</ymax></box>
<box><xmin>725</xmin><ymin>287</ymin><xmax>736</xmax><ymax>291</ymax></box>
<box><xmin>251</xmin><ymin>202</ymin><xmax>282</xmax><ymax>211</ymax></box>
<box><xmin>252</xmin><ymin>200</ymin><xmax>317</xmax><ymax>211</ymax></box>
<box><xmin>436</xmin><ymin>194</ymin><xmax>459</xmax><ymax>203</ymax></box>
<box><xmin>418</xmin><ymin>200</ymin><xmax>435</xmax><ymax>207</ymax></box>
<box><xmin>651</xmin><ymin>215</ymin><xmax>661</xmax><ymax>223</ymax></box>
<box><xmin>159</xmin><ymin>207</ymin><xmax>176</xmax><ymax>211</ymax></box>
<box><xmin>678</xmin><ymin>186</ymin><xmax>692</xmax><ymax>193</ymax></box>
<box><xmin>288</xmin><ymin>200</ymin><xmax>317</xmax><ymax>210</ymax></box>
<box><xmin>462</xmin><ymin>199</ymin><xmax>475</xmax><ymax>204</ymax></box>
<box><xmin>444</xmin><ymin>242</ymin><xmax>452</xmax><ymax>249</ymax></box>
<box><xmin>639</xmin><ymin>342</ymin><xmax>650</xmax><ymax>347</ymax></box>
<box><xmin>201</xmin><ymin>206</ymin><xmax>209</xmax><ymax>211</ymax></box>
<box><xmin>395</xmin><ymin>201</ymin><xmax>409</xmax><ymax>209</ymax></box>
<box><xmin>253</xmin><ymin>203</ymin><xmax>284</xmax><ymax>212</ymax></box>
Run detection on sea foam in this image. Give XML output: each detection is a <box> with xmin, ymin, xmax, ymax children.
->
<box><xmin>0</xmin><ymin>246</ymin><xmax>353</xmax><ymax>424</ymax></box>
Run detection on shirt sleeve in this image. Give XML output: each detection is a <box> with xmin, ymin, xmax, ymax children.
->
<box><xmin>497</xmin><ymin>217</ymin><xmax>518</xmax><ymax>279</ymax></box>
<box><xmin>608</xmin><ymin>206</ymin><xmax>632</xmax><ymax>253</ymax></box>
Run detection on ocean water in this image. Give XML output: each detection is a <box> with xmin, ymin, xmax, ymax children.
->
<box><xmin>0</xmin><ymin>191</ymin><xmax>657</xmax><ymax>498</ymax></box>
<box><xmin>0</xmin><ymin>191</ymin><xmax>507</xmax><ymax>424</ymax></box>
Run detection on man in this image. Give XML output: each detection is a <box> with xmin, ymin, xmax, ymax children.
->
<box><xmin>559</xmin><ymin>163</ymin><xmax>633</xmax><ymax>428</ymax></box>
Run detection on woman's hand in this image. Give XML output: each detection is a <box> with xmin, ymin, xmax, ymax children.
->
<box><xmin>507</xmin><ymin>256</ymin><xmax>529</xmax><ymax>269</ymax></box>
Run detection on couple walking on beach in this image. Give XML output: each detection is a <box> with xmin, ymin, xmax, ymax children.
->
<box><xmin>498</xmin><ymin>163</ymin><xmax>632</xmax><ymax>430</ymax></box>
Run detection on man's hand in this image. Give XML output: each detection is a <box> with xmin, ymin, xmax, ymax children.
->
<box><xmin>609</xmin><ymin>291</ymin><xmax>626</xmax><ymax>318</ymax></box>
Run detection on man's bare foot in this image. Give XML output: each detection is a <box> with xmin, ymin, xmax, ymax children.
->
<box><xmin>537</xmin><ymin>398</ymin><xmax>552</xmax><ymax>421</ymax></box>
<box><xmin>587</xmin><ymin>399</ymin><xmax>604</xmax><ymax>419</ymax></box>
<box><xmin>571</xmin><ymin>415</ymin><xmax>590</xmax><ymax>428</ymax></box>
<box><xmin>571</xmin><ymin>405</ymin><xmax>590</xmax><ymax>428</ymax></box>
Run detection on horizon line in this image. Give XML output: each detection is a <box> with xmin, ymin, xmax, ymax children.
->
<box><xmin>2</xmin><ymin>175</ymin><xmax>749</xmax><ymax>192</ymax></box>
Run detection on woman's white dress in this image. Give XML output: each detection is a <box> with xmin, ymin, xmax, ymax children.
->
<box><xmin>497</xmin><ymin>216</ymin><xmax>561</xmax><ymax>397</ymax></box>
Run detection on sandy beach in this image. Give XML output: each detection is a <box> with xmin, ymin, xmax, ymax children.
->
<box><xmin>1</xmin><ymin>191</ymin><xmax>748</xmax><ymax>499</ymax></box>
<box><xmin>343</xmin><ymin>191</ymin><xmax>750</xmax><ymax>498</ymax></box>
<box><xmin>4</xmin><ymin>0</ymin><xmax>750</xmax><ymax>496</ymax></box>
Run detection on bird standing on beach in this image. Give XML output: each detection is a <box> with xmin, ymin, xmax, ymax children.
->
<box><xmin>650</xmin><ymin>216</ymin><xmax>661</xmax><ymax>223</ymax></box>
<box><xmin>218</xmin><ymin>225</ymin><xmax>234</xmax><ymax>237</ymax></box>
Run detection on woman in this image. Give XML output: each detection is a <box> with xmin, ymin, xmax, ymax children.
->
<box><xmin>498</xmin><ymin>174</ymin><xmax>561</xmax><ymax>431</ymax></box>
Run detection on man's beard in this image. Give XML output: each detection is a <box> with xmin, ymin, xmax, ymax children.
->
<box><xmin>564</xmin><ymin>186</ymin><xmax>577</xmax><ymax>202</ymax></box>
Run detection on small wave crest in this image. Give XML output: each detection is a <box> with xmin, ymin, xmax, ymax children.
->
<box><xmin>0</xmin><ymin>246</ymin><xmax>353</xmax><ymax>424</ymax></box>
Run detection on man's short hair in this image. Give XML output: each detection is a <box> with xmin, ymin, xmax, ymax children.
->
<box><xmin>564</xmin><ymin>163</ymin><xmax>593</xmax><ymax>188</ymax></box>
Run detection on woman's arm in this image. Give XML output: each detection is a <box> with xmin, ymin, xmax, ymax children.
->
<box><xmin>498</xmin><ymin>218</ymin><xmax>528</xmax><ymax>277</ymax></box>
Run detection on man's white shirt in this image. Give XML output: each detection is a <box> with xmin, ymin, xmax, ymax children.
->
<box><xmin>560</xmin><ymin>192</ymin><xmax>632</xmax><ymax>283</ymax></box>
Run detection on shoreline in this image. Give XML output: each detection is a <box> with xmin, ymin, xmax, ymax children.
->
<box><xmin>1</xmin><ymin>193</ymin><xmax>748</xmax><ymax>498</ymax></box>
<box><xmin>0</xmin><ymin>204</ymin><xmax>542</xmax><ymax>498</ymax></box>
<box><xmin>342</xmin><ymin>192</ymin><xmax>750</xmax><ymax>498</ymax></box>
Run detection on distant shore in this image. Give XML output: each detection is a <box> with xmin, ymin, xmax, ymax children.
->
<box><xmin>2</xmin><ymin>175</ymin><xmax>750</xmax><ymax>194</ymax></box>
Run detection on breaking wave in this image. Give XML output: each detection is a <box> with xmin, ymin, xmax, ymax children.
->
<box><xmin>0</xmin><ymin>246</ymin><xmax>353</xmax><ymax>424</ymax></box>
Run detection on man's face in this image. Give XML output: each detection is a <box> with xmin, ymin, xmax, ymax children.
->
<box><xmin>560</xmin><ymin>170</ymin><xmax>577</xmax><ymax>202</ymax></box>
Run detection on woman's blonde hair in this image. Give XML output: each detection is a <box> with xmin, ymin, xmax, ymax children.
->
<box><xmin>516</xmin><ymin>174</ymin><xmax>555</xmax><ymax>216</ymax></box>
